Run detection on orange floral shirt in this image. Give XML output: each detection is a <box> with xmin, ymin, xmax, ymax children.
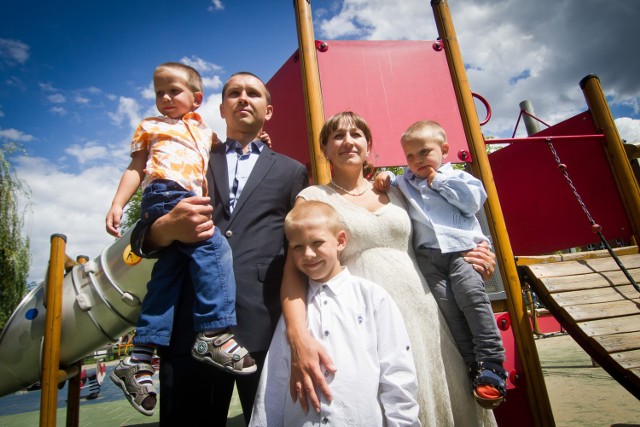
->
<box><xmin>131</xmin><ymin>112</ymin><xmax>218</xmax><ymax>196</ymax></box>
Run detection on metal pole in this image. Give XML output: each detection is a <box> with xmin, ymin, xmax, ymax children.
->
<box><xmin>430</xmin><ymin>1</ymin><xmax>555</xmax><ymax>426</ymax></box>
<box><xmin>580</xmin><ymin>74</ymin><xmax>640</xmax><ymax>245</ymax></box>
<box><xmin>40</xmin><ymin>233</ymin><xmax>67</xmax><ymax>427</ymax></box>
<box><xmin>65</xmin><ymin>256</ymin><xmax>89</xmax><ymax>427</ymax></box>
<box><xmin>293</xmin><ymin>0</ymin><xmax>332</xmax><ymax>184</ymax></box>
<box><xmin>519</xmin><ymin>100</ymin><xmax>541</xmax><ymax>136</ymax></box>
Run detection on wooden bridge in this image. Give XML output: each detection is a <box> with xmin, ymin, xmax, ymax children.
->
<box><xmin>518</xmin><ymin>247</ymin><xmax>640</xmax><ymax>400</ymax></box>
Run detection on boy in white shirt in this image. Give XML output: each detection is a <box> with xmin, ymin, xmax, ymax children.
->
<box><xmin>249</xmin><ymin>200</ymin><xmax>420</xmax><ymax>427</ymax></box>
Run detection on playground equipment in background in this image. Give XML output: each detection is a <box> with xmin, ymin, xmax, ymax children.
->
<box><xmin>0</xmin><ymin>230</ymin><xmax>154</xmax><ymax>397</ymax></box>
<box><xmin>0</xmin><ymin>2</ymin><xmax>638</xmax><ymax>426</ymax></box>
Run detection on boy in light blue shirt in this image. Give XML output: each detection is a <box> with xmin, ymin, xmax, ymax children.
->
<box><xmin>375</xmin><ymin>120</ymin><xmax>507</xmax><ymax>409</ymax></box>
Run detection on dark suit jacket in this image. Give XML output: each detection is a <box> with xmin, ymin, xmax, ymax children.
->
<box><xmin>207</xmin><ymin>142</ymin><xmax>308</xmax><ymax>351</ymax></box>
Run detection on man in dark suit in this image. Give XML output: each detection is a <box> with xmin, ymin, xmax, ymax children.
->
<box><xmin>132</xmin><ymin>71</ymin><xmax>308</xmax><ymax>425</ymax></box>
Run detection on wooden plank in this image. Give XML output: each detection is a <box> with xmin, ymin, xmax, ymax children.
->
<box><xmin>592</xmin><ymin>331</ymin><xmax>640</xmax><ymax>353</ymax></box>
<box><xmin>526</xmin><ymin>254</ymin><xmax>640</xmax><ymax>279</ymax></box>
<box><xmin>540</xmin><ymin>269</ymin><xmax>640</xmax><ymax>293</ymax></box>
<box><xmin>515</xmin><ymin>246</ymin><xmax>639</xmax><ymax>266</ymax></box>
<box><xmin>611</xmin><ymin>349</ymin><xmax>640</xmax><ymax>370</ymax></box>
<box><xmin>565</xmin><ymin>300</ymin><xmax>640</xmax><ymax>321</ymax></box>
<box><xmin>580</xmin><ymin>314</ymin><xmax>640</xmax><ymax>337</ymax></box>
<box><xmin>552</xmin><ymin>285</ymin><xmax>640</xmax><ymax>307</ymax></box>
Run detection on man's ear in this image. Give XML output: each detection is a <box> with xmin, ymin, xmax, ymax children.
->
<box><xmin>264</xmin><ymin>104</ymin><xmax>274</xmax><ymax>122</ymax></box>
<box><xmin>193</xmin><ymin>92</ymin><xmax>204</xmax><ymax>109</ymax></box>
<box><xmin>441</xmin><ymin>142</ymin><xmax>450</xmax><ymax>158</ymax></box>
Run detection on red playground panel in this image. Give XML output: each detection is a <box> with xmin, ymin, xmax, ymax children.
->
<box><xmin>266</xmin><ymin>40</ymin><xmax>471</xmax><ymax>171</ymax></box>
<box><xmin>488</xmin><ymin>112</ymin><xmax>633</xmax><ymax>255</ymax></box>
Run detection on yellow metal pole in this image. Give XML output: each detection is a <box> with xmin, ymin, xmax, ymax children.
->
<box><xmin>430</xmin><ymin>1</ymin><xmax>555</xmax><ymax>426</ymax></box>
<box><xmin>293</xmin><ymin>0</ymin><xmax>331</xmax><ymax>184</ymax></box>
<box><xmin>40</xmin><ymin>233</ymin><xmax>67</xmax><ymax>427</ymax></box>
<box><xmin>581</xmin><ymin>74</ymin><xmax>640</xmax><ymax>245</ymax></box>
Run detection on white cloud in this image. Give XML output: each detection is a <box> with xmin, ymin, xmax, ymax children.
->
<box><xmin>15</xmin><ymin>155</ymin><xmax>126</xmax><ymax>283</ymax></box>
<box><xmin>64</xmin><ymin>140</ymin><xmax>129</xmax><ymax>166</ymax></box>
<box><xmin>141</xmin><ymin>81</ymin><xmax>155</xmax><ymax>100</ymax></box>
<box><xmin>208</xmin><ymin>0</ymin><xmax>224</xmax><ymax>12</ymax></box>
<box><xmin>615</xmin><ymin>117</ymin><xmax>640</xmax><ymax>143</ymax></box>
<box><xmin>202</xmin><ymin>75</ymin><xmax>223</xmax><ymax>91</ymax></box>
<box><xmin>0</xmin><ymin>128</ymin><xmax>34</xmax><ymax>142</ymax></box>
<box><xmin>49</xmin><ymin>106</ymin><xmax>66</xmax><ymax>116</ymax></box>
<box><xmin>47</xmin><ymin>93</ymin><xmax>65</xmax><ymax>103</ymax></box>
<box><xmin>199</xmin><ymin>92</ymin><xmax>226</xmax><ymax>139</ymax></box>
<box><xmin>180</xmin><ymin>56</ymin><xmax>223</xmax><ymax>75</ymax></box>
<box><xmin>39</xmin><ymin>82</ymin><xmax>57</xmax><ymax>92</ymax></box>
<box><xmin>0</xmin><ymin>38</ymin><xmax>29</xmax><ymax>66</ymax></box>
<box><xmin>108</xmin><ymin>96</ymin><xmax>142</xmax><ymax>130</ymax></box>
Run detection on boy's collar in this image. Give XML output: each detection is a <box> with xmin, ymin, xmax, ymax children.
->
<box><xmin>307</xmin><ymin>267</ymin><xmax>350</xmax><ymax>298</ymax></box>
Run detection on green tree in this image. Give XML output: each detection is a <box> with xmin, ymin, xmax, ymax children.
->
<box><xmin>0</xmin><ymin>144</ymin><xmax>31</xmax><ymax>330</ymax></box>
<box><xmin>119</xmin><ymin>188</ymin><xmax>142</xmax><ymax>236</ymax></box>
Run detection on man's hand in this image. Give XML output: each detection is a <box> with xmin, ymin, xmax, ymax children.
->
<box><xmin>289</xmin><ymin>331</ymin><xmax>336</xmax><ymax>414</ymax></box>
<box><xmin>463</xmin><ymin>241</ymin><xmax>496</xmax><ymax>281</ymax></box>
<box><xmin>147</xmin><ymin>196</ymin><xmax>215</xmax><ymax>249</ymax></box>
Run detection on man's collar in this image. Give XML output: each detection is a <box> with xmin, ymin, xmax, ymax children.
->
<box><xmin>225</xmin><ymin>138</ymin><xmax>265</xmax><ymax>154</ymax></box>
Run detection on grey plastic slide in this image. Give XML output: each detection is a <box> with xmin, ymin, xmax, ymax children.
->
<box><xmin>0</xmin><ymin>230</ymin><xmax>154</xmax><ymax>397</ymax></box>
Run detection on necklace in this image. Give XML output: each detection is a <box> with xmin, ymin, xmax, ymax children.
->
<box><xmin>330</xmin><ymin>180</ymin><xmax>371</xmax><ymax>196</ymax></box>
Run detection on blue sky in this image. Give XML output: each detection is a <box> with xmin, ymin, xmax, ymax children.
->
<box><xmin>2</xmin><ymin>0</ymin><xmax>639</xmax><ymax>282</ymax></box>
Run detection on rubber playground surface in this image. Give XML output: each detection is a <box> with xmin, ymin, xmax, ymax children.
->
<box><xmin>0</xmin><ymin>334</ymin><xmax>638</xmax><ymax>426</ymax></box>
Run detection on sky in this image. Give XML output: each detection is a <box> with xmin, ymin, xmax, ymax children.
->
<box><xmin>2</xmin><ymin>0</ymin><xmax>639</xmax><ymax>283</ymax></box>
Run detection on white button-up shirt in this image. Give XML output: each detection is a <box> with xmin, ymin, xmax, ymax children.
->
<box><xmin>249</xmin><ymin>268</ymin><xmax>420</xmax><ymax>427</ymax></box>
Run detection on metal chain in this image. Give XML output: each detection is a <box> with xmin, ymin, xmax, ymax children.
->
<box><xmin>545</xmin><ymin>138</ymin><xmax>640</xmax><ymax>293</ymax></box>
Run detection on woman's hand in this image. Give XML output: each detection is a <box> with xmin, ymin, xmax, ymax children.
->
<box><xmin>288</xmin><ymin>329</ymin><xmax>336</xmax><ymax>414</ymax></box>
<box><xmin>463</xmin><ymin>241</ymin><xmax>496</xmax><ymax>281</ymax></box>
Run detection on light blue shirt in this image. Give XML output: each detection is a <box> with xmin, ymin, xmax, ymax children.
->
<box><xmin>393</xmin><ymin>163</ymin><xmax>489</xmax><ymax>253</ymax></box>
<box><xmin>225</xmin><ymin>139</ymin><xmax>264</xmax><ymax>212</ymax></box>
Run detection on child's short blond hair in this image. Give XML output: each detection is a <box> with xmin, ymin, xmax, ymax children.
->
<box><xmin>401</xmin><ymin>120</ymin><xmax>447</xmax><ymax>147</ymax></box>
<box><xmin>155</xmin><ymin>62</ymin><xmax>204</xmax><ymax>94</ymax></box>
<box><xmin>285</xmin><ymin>200</ymin><xmax>342</xmax><ymax>240</ymax></box>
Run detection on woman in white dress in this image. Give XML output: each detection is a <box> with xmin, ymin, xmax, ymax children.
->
<box><xmin>281</xmin><ymin>112</ymin><xmax>498</xmax><ymax>426</ymax></box>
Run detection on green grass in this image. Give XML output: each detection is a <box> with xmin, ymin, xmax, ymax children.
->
<box><xmin>0</xmin><ymin>387</ymin><xmax>244</xmax><ymax>427</ymax></box>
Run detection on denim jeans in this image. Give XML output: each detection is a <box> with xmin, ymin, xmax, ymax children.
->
<box><xmin>133</xmin><ymin>180</ymin><xmax>237</xmax><ymax>346</ymax></box>
<box><xmin>415</xmin><ymin>247</ymin><xmax>505</xmax><ymax>365</ymax></box>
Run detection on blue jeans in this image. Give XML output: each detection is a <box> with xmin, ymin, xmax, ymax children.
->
<box><xmin>415</xmin><ymin>247</ymin><xmax>505</xmax><ymax>365</ymax></box>
<box><xmin>133</xmin><ymin>180</ymin><xmax>237</xmax><ymax>347</ymax></box>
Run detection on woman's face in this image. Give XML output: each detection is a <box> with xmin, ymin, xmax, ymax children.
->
<box><xmin>322</xmin><ymin>119</ymin><xmax>371</xmax><ymax>168</ymax></box>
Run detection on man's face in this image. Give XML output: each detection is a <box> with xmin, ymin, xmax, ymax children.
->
<box><xmin>220</xmin><ymin>74</ymin><xmax>273</xmax><ymax>134</ymax></box>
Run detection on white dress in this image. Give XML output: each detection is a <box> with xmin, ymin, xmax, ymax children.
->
<box><xmin>298</xmin><ymin>186</ymin><xmax>496</xmax><ymax>427</ymax></box>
